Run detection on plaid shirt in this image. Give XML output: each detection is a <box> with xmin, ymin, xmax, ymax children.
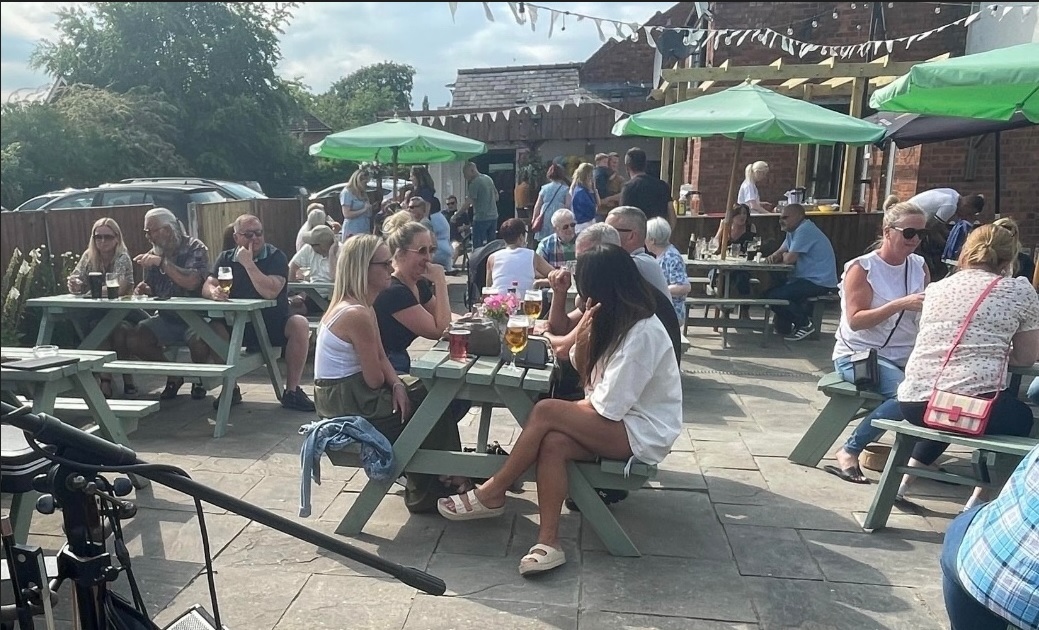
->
<box><xmin>956</xmin><ymin>445</ymin><xmax>1039</xmax><ymax>629</ymax></box>
<box><xmin>535</xmin><ymin>234</ymin><xmax>575</xmax><ymax>268</ymax></box>
<box><xmin>144</xmin><ymin>237</ymin><xmax>210</xmax><ymax>299</ymax></box>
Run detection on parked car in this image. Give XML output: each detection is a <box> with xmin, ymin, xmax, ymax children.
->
<box><xmin>14</xmin><ymin>188</ymin><xmax>86</xmax><ymax>212</ymax></box>
<box><xmin>34</xmin><ymin>182</ymin><xmax>232</xmax><ymax>225</ymax></box>
<box><xmin>310</xmin><ymin>178</ymin><xmax>409</xmax><ymax>203</ymax></box>
<box><xmin>115</xmin><ymin>177</ymin><xmax>267</xmax><ymax>200</ymax></box>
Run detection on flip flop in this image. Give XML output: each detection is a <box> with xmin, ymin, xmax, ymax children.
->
<box><xmin>437</xmin><ymin>489</ymin><xmax>505</xmax><ymax>521</ymax></box>
<box><xmin>822</xmin><ymin>464</ymin><xmax>871</xmax><ymax>485</ymax></box>
<box><xmin>519</xmin><ymin>544</ymin><xmax>566</xmax><ymax>576</ymax></box>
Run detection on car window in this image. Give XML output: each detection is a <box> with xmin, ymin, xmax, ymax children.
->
<box><xmin>46</xmin><ymin>192</ymin><xmax>96</xmax><ymax>209</ymax></box>
<box><xmin>189</xmin><ymin>191</ymin><xmax>230</xmax><ymax>204</ymax></box>
<box><xmin>16</xmin><ymin>196</ymin><xmax>55</xmax><ymax>211</ymax></box>
<box><xmin>143</xmin><ymin>192</ymin><xmax>182</xmax><ymax>211</ymax></box>
<box><xmin>100</xmin><ymin>191</ymin><xmax>147</xmax><ymax>207</ymax></box>
<box><xmin>217</xmin><ymin>182</ymin><xmax>266</xmax><ymax>199</ymax></box>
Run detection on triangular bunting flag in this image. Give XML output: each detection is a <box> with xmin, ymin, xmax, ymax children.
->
<box><xmin>548</xmin><ymin>10</ymin><xmax>558</xmax><ymax>38</ymax></box>
<box><xmin>506</xmin><ymin>2</ymin><xmax>522</xmax><ymax>24</ymax></box>
<box><xmin>481</xmin><ymin>2</ymin><xmax>494</xmax><ymax>21</ymax></box>
<box><xmin>475</xmin><ymin>112</ymin><xmax>484</xmax><ymax>122</ymax></box>
<box><xmin>1001</xmin><ymin>5</ymin><xmax>1014</xmax><ymax>19</ymax></box>
<box><xmin>448</xmin><ymin>2</ymin><xmax>458</xmax><ymax>21</ymax></box>
<box><xmin>502</xmin><ymin>110</ymin><xmax>511</xmax><ymax>121</ymax></box>
<box><xmin>593</xmin><ymin>18</ymin><xmax>607</xmax><ymax>42</ymax></box>
<box><xmin>489</xmin><ymin>111</ymin><xmax>498</xmax><ymax>122</ymax></box>
<box><xmin>1022</xmin><ymin>6</ymin><xmax>1033</xmax><ymax>16</ymax></box>
<box><xmin>614</xmin><ymin>110</ymin><xmax>623</xmax><ymax>122</ymax></box>
<box><xmin>438</xmin><ymin>116</ymin><xmax>446</xmax><ymax>125</ymax></box>
<box><xmin>644</xmin><ymin>26</ymin><xmax>657</xmax><ymax>48</ymax></box>
<box><xmin>964</xmin><ymin>11</ymin><xmax>982</xmax><ymax>26</ymax></box>
<box><xmin>463</xmin><ymin>114</ymin><xmax>472</xmax><ymax>122</ymax></box>
<box><xmin>885</xmin><ymin>40</ymin><xmax>894</xmax><ymax>53</ymax></box>
<box><xmin>736</xmin><ymin>29</ymin><xmax>750</xmax><ymax>47</ymax></box>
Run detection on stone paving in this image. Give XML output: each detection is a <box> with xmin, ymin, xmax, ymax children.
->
<box><xmin>9</xmin><ymin>290</ymin><xmax>1030</xmax><ymax>629</ymax></box>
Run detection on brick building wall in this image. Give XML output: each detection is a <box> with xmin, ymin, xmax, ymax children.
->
<box><xmin>679</xmin><ymin>2</ymin><xmax>993</xmax><ymax>220</ymax></box>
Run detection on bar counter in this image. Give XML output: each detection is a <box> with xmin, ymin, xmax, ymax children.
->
<box><xmin>671</xmin><ymin>211</ymin><xmax>885</xmax><ymax>271</ymax></box>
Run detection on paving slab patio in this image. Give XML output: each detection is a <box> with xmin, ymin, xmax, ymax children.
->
<box><xmin>6</xmin><ymin>292</ymin><xmax>1033</xmax><ymax>630</ymax></box>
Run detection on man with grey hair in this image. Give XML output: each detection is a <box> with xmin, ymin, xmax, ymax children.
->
<box><xmin>605</xmin><ymin>206</ymin><xmax>671</xmax><ymax>298</ymax></box>
<box><xmin>535</xmin><ymin>208</ymin><xmax>578</xmax><ymax>267</ymax></box>
<box><xmin>127</xmin><ymin>207</ymin><xmax>212</xmax><ymax>400</ymax></box>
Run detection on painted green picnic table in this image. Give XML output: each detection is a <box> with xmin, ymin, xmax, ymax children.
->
<box><xmin>288</xmin><ymin>281</ymin><xmax>334</xmax><ymax>311</ymax></box>
<box><xmin>27</xmin><ymin>294</ymin><xmax>283</xmax><ymax>437</ymax></box>
<box><xmin>327</xmin><ymin>341</ymin><xmax>655</xmax><ymax>556</ymax></box>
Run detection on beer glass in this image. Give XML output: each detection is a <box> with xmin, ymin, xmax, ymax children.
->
<box><xmin>505</xmin><ymin>315</ymin><xmax>529</xmax><ymax>365</ymax></box>
<box><xmin>448</xmin><ymin>328</ymin><xmax>470</xmax><ymax>361</ymax></box>
<box><xmin>522</xmin><ymin>290</ymin><xmax>542</xmax><ymax>319</ymax></box>
<box><xmin>217</xmin><ymin>267</ymin><xmax>233</xmax><ymax>296</ymax></box>
<box><xmin>298</xmin><ymin>265</ymin><xmax>312</xmax><ymax>282</ymax></box>
<box><xmin>105</xmin><ymin>272</ymin><xmax>121</xmax><ymax>299</ymax></box>
<box><xmin>87</xmin><ymin>272</ymin><xmax>104</xmax><ymax>299</ymax></box>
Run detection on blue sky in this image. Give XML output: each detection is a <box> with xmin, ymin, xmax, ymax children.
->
<box><xmin>0</xmin><ymin>2</ymin><xmax>675</xmax><ymax>107</ymax></box>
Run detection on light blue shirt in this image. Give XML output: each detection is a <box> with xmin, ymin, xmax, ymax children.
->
<box><xmin>428</xmin><ymin>211</ymin><xmax>453</xmax><ymax>271</ymax></box>
<box><xmin>783</xmin><ymin>219</ymin><xmax>837</xmax><ymax>288</ymax></box>
<box><xmin>339</xmin><ymin>188</ymin><xmax>370</xmax><ymax>236</ymax></box>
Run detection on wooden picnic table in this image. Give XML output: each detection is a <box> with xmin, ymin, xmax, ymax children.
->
<box><xmin>325</xmin><ymin>341</ymin><xmax>656</xmax><ymax>556</ymax></box>
<box><xmin>288</xmin><ymin>281</ymin><xmax>334</xmax><ymax>311</ymax></box>
<box><xmin>27</xmin><ymin>294</ymin><xmax>282</xmax><ymax>437</ymax></box>
<box><xmin>1</xmin><ymin>346</ymin><xmax>148</xmax><ymax>540</ymax></box>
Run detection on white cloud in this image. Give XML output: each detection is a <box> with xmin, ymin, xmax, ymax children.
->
<box><xmin>2</xmin><ymin>2</ymin><xmax>676</xmax><ymax>106</ymax></box>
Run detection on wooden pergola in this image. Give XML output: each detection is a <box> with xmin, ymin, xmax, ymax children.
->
<box><xmin>654</xmin><ymin>54</ymin><xmax>950</xmax><ymax>212</ymax></box>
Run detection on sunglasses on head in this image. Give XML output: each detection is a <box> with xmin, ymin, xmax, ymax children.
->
<box><xmin>891</xmin><ymin>226</ymin><xmax>928</xmax><ymax>240</ymax></box>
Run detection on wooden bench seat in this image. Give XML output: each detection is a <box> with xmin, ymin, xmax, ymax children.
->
<box><xmin>788</xmin><ymin>371</ymin><xmax>883</xmax><ymax>468</ymax></box>
<box><xmin>806</xmin><ymin>292</ymin><xmax>840</xmax><ymax>340</ymax></box>
<box><xmin>15</xmin><ymin>395</ymin><xmax>157</xmax><ymax>436</ymax></box>
<box><xmin>99</xmin><ymin>361</ymin><xmax>235</xmax><ymax>378</ymax></box>
<box><xmin>862</xmin><ymin>419</ymin><xmax>1038</xmax><ymax>531</ymax></box>
<box><xmin>683</xmin><ymin>297</ymin><xmax>789</xmax><ymax>347</ymax></box>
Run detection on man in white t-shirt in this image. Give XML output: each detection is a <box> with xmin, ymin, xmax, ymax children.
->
<box><xmin>906</xmin><ymin>188</ymin><xmax>985</xmax><ymax>224</ymax></box>
<box><xmin>288</xmin><ymin>225</ymin><xmax>337</xmax><ymax>316</ymax></box>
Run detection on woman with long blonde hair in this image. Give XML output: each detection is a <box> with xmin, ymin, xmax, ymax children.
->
<box><xmin>738</xmin><ymin>161</ymin><xmax>772</xmax><ymax>213</ymax></box>
<box><xmin>569</xmin><ymin>162</ymin><xmax>599</xmax><ymax>232</ymax></box>
<box><xmin>66</xmin><ymin>217</ymin><xmax>137</xmax><ymax>397</ymax></box>
<box><xmin>340</xmin><ymin>168</ymin><xmax>373</xmax><ymax>237</ymax></box>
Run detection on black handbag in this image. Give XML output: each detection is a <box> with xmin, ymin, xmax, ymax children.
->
<box><xmin>447</xmin><ymin>314</ymin><xmax>502</xmax><ymax>356</ymax></box>
<box><xmin>844</xmin><ymin>262</ymin><xmax>910</xmax><ymax>391</ymax></box>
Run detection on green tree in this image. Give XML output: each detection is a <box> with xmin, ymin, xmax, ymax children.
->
<box><xmin>1</xmin><ymin>86</ymin><xmax>188</xmax><ymax>205</ymax></box>
<box><xmin>29</xmin><ymin>2</ymin><xmax>305</xmax><ymax>193</ymax></box>
<box><xmin>314</xmin><ymin>62</ymin><xmax>415</xmax><ymax>131</ymax></box>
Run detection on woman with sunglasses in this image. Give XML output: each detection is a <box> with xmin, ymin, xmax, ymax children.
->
<box><xmin>824</xmin><ymin>202</ymin><xmax>930</xmax><ymax>484</ymax></box>
<box><xmin>66</xmin><ymin>217</ymin><xmax>138</xmax><ymax>397</ymax></box>
<box><xmin>374</xmin><ymin>210</ymin><xmax>453</xmax><ymax>375</ymax></box>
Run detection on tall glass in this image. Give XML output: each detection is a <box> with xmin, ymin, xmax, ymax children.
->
<box><xmin>105</xmin><ymin>272</ymin><xmax>120</xmax><ymax>299</ymax></box>
<box><xmin>217</xmin><ymin>266</ymin><xmax>233</xmax><ymax>296</ymax></box>
<box><xmin>522</xmin><ymin>290</ymin><xmax>542</xmax><ymax>319</ymax></box>
<box><xmin>298</xmin><ymin>265</ymin><xmax>312</xmax><ymax>282</ymax></box>
<box><xmin>505</xmin><ymin>314</ymin><xmax>529</xmax><ymax>365</ymax></box>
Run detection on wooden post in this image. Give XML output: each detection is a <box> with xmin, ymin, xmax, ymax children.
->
<box><xmin>671</xmin><ymin>82</ymin><xmax>688</xmax><ymax>201</ymax></box>
<box><xmin>838</xmin><ymin>77</ymin><xmax>866</xmax><ymax>213</ymax></box>
<box><xmin>721</xmin><ymin>132</ymin><xmax>745</xmax><ymax>261</ymax></box>
<box><xmin>795</xmin><ymin>85</ymin><xmax>813</xmax><ymax>189</ymax></box>
<box><xmin>659</xmin><ymin>87</ymin><xmax>675</xmax><ymax>196</ymax></box>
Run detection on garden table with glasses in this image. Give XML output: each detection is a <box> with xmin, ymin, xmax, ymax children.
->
<box><xmin>27</xmin><ymin>294</ymin><xmax>282</xmax><ymax>438</ymax></box>
<box><xmin>683</xmin><ymin>252</ymin><xmax>793</xmax><ymax>348</ymax></box>
<box><xmin>325</xmin><ymin>338</ymin><xmax>658</xmax><ymax>557</ymax></box>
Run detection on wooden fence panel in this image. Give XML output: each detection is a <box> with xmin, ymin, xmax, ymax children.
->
<box><xmin>191</xmin><ymin>198</ymin><xmax>305</xmax><ymax>263</ymax></box>
<box><xmin>1</xmin><ymin>212</ymin><xmax>49</xmax><ymax>272</ymax></box>
<box><xmin>45</xmin><ymin>205</ymin><xmax>155</xmax><ymax>265</ymax></box>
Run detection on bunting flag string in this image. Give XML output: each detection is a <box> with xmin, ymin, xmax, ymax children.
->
<box><xmin>465</xmin><ymin>2</ymin><xmax>1030</xmax><ymax>61</ymax></box>
<box><xmin>403</xmin><ymin>93</ymin><xmax>633</xmax><ymax>127</ymax></box>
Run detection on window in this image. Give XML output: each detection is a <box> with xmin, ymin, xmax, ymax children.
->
<box><xmin>100</xmin><ymin>191</ymin><xmax>147</xmax><ymax>207</ymax></box>
<box><xmin>46</xmin><ymin>192</ymin><xmax>96</xmax><ymax>209</ymax></box>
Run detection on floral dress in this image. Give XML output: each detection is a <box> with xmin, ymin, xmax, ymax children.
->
<box><xmin>657</xmin><ymin>244</ymin><xmax>687</xmax><ymax>322</ymax></box>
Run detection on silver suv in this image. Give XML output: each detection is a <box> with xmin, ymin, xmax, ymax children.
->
<box><xmin>115</xmin><ymin>177</ymin><xmax>267</xmax><ymax>200</ymax></box>
<box><xmin>36</xmin><ymin>183</ymin><xmax>231</xmax><ymax>224</ymax></box>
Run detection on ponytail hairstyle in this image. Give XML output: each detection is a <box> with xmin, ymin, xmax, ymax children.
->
<box><xmin>957</xmin><ymin>223</ymin><xmax>1019</xmax><ymax>275</ymax></box>
<box><xmin>882</xmin><ymin>194</ymin><xmax>900</xmax><ymax>211</ymax></box>
<box><xmin>746</xmin><ymin>161</ymin><xmax>769</xmax><ymax>183</ymax></box>
<box><xmin>992</xmin><ymin>217</ymin><xmax>1022</xmax><ymax>275</ymax></box>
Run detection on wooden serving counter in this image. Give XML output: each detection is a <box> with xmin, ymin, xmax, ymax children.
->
<box><xmin>671</xmin><ymin>211</ymin><xmax>884</xmax><ymax>272</ymax></box>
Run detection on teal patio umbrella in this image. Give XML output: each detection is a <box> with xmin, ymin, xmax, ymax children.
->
<box><xmin>613</xmin><ymin>82</ymin><xmax>885</xmax><ymax>210</ymax></box>
<box><xmin>309</xmin><ymin>117</ymin><xmax>487</xmax><ymax>165</ymax></box>
<box><xmin>869</xmin><ymin>43</ymin><xmax>1039</xmax><ymax>122</ymax></box>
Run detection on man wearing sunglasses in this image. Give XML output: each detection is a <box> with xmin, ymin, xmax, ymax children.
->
<box><xmin>763</xmin><ymin>203</ymin><xmax>838</xmax><ymax>341</ymax></box>
<box><xmin>199</xmin><ymin>214</ymin><xmax>316</xmax><ymax>412</ymax></box>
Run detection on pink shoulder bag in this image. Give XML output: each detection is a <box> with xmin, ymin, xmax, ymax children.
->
<box><xmin>922</xmin><ymin>276</ymin><xmax>1004</xmax><ymax>437</ymax></box>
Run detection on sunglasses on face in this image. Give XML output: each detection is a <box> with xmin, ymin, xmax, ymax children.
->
<box><xmin>237</xmin><ymin>230</ymin><xmax>264</xmax><ymax>239</ymax></box>
<box><xmin>891</xmin><ymin>226</ymin><xmax>928</xmax><ymax>240</ymax></box>
<box><xmin>369</xmin><ymin>259</ymin><xmax>394</xmax><ymax>270</ymax></box>
<box><xmin>93</xmin><ymin>233</ymin><xmax>116</xmax><ymax>241</ymax></box>
<box><xmin>405</xmin><ymin>246</ymin><xmax>434</xmax><ymax>256</ymax></box>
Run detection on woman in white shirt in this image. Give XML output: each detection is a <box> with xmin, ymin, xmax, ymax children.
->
<box><xmin>737</xmin><ymin>161</ymin><xmax>772</xmax><ymax>214</ymax></box>
<box><xmin>485</xmin><ymin>218</ymin><xmax>555</xmax><ymax>295</ymax></box>
<box><xmin>825</xmin><ymin>202</ymin><xmax>929</xmax><ymax>484</ymax></box>
<box><xmin>438</xmin><ymin>244</ymin><xmax>683</xmax><ymax>577</ymax></box>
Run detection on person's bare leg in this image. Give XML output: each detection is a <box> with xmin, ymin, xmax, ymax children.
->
<box><xmin>532</xmin><ymin>431</ymin><xmax>592</xmax><ymax>549</ymax></box>
<box><xmin>110</xmin><ymin>324</ymin><xmax>136</xmax><ymax>390</ymax></box>
<box><xmin>283</xmin><ymin>315</ymin><xmax>309</xmax><ymax>391</ymax></box>
<box><xmin>441</xmin><ymin>398</ymin><xmax>631</xmax><ymax>514</ymax></box>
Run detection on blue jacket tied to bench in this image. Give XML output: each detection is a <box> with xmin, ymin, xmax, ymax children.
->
<box><xmin>298</xmin><ymin>416</ymin><xmax>395</xmax><ymax>517</ymax></box>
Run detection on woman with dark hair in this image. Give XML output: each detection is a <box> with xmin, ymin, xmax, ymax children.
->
<box><xmin>530</xmin><ymin>163</ymin><xmax>571</xmax><ymax>241</ymax></box>
<box><xmin>708</xmin><ymin>203</ymin><xmax>758</xmax><ymax>298</ymax></box>
<box><xmin>406</xmin><ymin>165</ymin><xmax>441</xmax><ymax>215</ymax></box>
<box><xmin>485</xmin><ymin>218</ymin><xmax>554</xmax><ymax>294</ymax></box>
<box><xmin>438</xmin><ymin>244</ymin><xmax>683</xmax><ymax>577</ymax></box>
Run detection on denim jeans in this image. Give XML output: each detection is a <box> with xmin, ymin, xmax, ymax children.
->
<box><xmin>472</xmin><ymin>219</ymin><xmax>497</xmax><ymax>248</ymax></box>
<box><xmin>940</xmin><ymin>506</ymin><xmax>1011</xmax><ymax>630</ymax></box>
<box><xmin>764</xmin><ymin>279</ymin><xmax>833</xmax><ymax>330</ymax></box>
<box><xmin>834</xmin><ymin>355</ymin><xmax>906</xmax><ymax>455</ymax></box>
<box><xmin>902</xmin><ymin>394</ymin><xmax>1035</xmax><ymax>465</ymax></box>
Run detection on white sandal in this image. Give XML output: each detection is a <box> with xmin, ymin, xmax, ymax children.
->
<box><xmin>437</xmin><ymin>489</ymin><xmax>504</xmax><ymax>521</ymax></box>
<box><xmin>519</xmin><ymin>543</ymin><xmax>566</xmax><ymax>576</ymax></box>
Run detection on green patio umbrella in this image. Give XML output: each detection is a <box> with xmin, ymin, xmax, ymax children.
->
<box><xmin>613</xmin><ymin>82</ymin><xmax>885</xmax><ymax>211</ymax></box>
<box><xmin>309</xmin><ymin>117</ymin><xmax>487</xmax><ymax>165</ymax></box>
<box><xmin>869</xmin><ymin>43</ymin><xmax>1039</xmax><ymax>122</ymax></box>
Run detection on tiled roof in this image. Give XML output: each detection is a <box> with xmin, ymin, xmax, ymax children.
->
<box><xmin>449</xmin><ymin>63</ymin><xmax>598</xmax><ymax>110</ymax></box>
<box><xmin>288</xmin><ymin>111</ymin><xmax>333</xmax><ymax>134</ymax></box>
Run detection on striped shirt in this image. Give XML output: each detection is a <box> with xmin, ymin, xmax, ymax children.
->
<box><xmin>956</xmin><ymin>445</ymin><xmax>1039</xmax><ymax>630</ymax></box>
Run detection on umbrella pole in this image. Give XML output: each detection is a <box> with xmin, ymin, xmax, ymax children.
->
<box><xmin>993</xmin><ymin>131</ymin><xmax>1001</xmax><ymax>219</ymax></box>
<box><xmin>722</xmin><ymin>133</ymin><xmax>745</xmax><ymax>261</ymax></box>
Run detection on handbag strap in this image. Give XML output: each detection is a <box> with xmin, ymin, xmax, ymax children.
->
<box><xmin>933</xmin><ymin>276</ymin><xmax>1004</xmax><ymax>388</ymax></box>
<box><xmin>878</xmin><ymin>260</ymin><xmax>911</xmax><ymax>350</ymax></box>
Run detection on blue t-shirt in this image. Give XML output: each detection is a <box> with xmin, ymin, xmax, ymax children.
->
<box><xmin>783</xmin><ymin>219</ymin><xmax>837</xmax><ymax>288</ymax></box>
<box><xmin>339</xmin><ymin>189</ymin><xmax>370</xmax><ymax>236</ymax></box>
<box><xmin>428</xmin><ymin>211</ymin><xmax>453</xmax><ymax>270</ymax></box>
<box><xmin>572</xmin><ymin>185</ymin><xmax>597</xmax><ymax>224</ymax></box>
